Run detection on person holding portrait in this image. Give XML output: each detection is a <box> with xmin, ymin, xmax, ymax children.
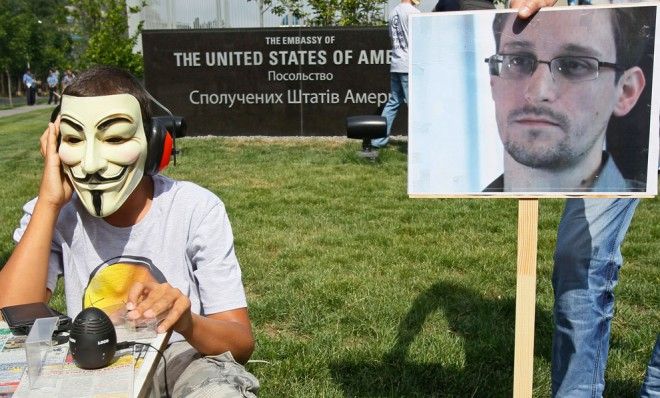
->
<box><xmin>484</xmin><ymin>4</ymin><xmax>659</xmax><ymax>395</ymax></box>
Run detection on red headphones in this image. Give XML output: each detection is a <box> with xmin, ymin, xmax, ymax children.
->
<box><xmin>144</xmin><ymin>117</ymin><xmax>175</xmax><ymax>175</ymax></box>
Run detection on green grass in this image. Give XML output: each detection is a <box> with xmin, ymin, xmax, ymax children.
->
<box><xmin>1</xmin><ymin>109</ymin><xmax>658</xmax><ymax>397</ymax></box>
<box><xmin>0</xmin><ymin>96</ymin><xmax>49</xmax><ymax>110</ymax></box>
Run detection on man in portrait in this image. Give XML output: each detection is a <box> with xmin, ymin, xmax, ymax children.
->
<box><xmin>483</xmin><ymin>7</ymin><xmax>653</xmax><ymax>192</ymax></box>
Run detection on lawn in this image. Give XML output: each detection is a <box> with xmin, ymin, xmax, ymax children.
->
<box><xmin>0</xmin><ymin>96</ymin><xmax>49</xmax><ymax>110</ymax></box>
<box><xmin>0</xmin><ymin>109</ymin><xmax>658</xmax><ymax>397</ymax></box>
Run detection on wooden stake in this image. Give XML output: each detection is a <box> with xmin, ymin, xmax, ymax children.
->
<box><xmin>513</xmin><ymin>199</ymin><xmax>539</xmax><ymax>397</ymax></box>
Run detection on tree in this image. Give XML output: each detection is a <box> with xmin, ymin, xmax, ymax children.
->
<box><xmin>0</xmin><ymin>0</ymin><xmax>71</xmax><ymax>98</ymax></box>
<box><xmin>334</xmin><ymin>0</ymin><xmax>386</xmax><ymax>26</ymax></box>
<box><xmin>247</xmin><ymin>0</ymin><xmax>306</xmax><ymax>27</ymax></box>
<box><xmin>249</xmin><ymin>0</ymin><xmax>386</xmax><ymax>27</ymax></box>
<box><xmin>67</xmin><ymin>0</ymin><xmax>144</xmax><ymax>77</ymax></box>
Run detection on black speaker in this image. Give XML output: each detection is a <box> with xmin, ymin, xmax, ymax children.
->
<box><xmin>346</xmin><ymin>115</ymin><xmax>387</xmax><ymax>140</ymax></box>
<box><xmin>69</xmin><ymin>307</ymin><xmax>117</xmax><ymax>369</ymax></box>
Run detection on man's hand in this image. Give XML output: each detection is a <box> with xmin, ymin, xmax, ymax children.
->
<box><xmin>510</xmin><ymin>0</ymin><xmax>558</xmax><ymax>19</ymax></box>
<box><xmin>125</xmin><ymin>281</ymin><xmax>193</xmax><ymax>335</ymax></box>
<box><xmin>126</xmin><ymin>281</ymin><xmax>255</xmax><ymax>361</ymax></box>
<box><xmin>38</xmin><ymin>119</ymin><xmax>73</xmax><ymax>209</ymax></box>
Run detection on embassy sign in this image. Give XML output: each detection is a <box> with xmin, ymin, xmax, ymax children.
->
<box><xmin>142</xmin><ymin>27</ymin><xmax>407</xmax><ymax>136</ymax></box>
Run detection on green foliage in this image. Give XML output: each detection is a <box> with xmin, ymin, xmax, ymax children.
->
<box><xmin>309</xmin><ymin>0</ymin><xmax>386</xmax><ymax>26</ymax></box>
<box><xmin>254</xmin><ymin>0</ymin><xmax>307</xmax><ymax>22</ymax></box>
<box><xmin>0</xmin><ymin>0</ymin><xmax>71</xmax><ymax>94</ymax></box>
<box><xmin>256</xmin><ymin>0</ymin><xmax>386</xmax><ymax>26</ymax></box>
<box><xmin>1</xmin><ymin>109</ymin><xmax>658</xmax><ymax>397</ymax></box>
<box><xmin>68</xmin><ymin>0</ymin><xmax>144</xmax><ymax>76</ymax></box>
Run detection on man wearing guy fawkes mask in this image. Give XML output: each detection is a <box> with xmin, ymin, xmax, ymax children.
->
<box><xmin>58</xmin><ymin>94</ymin><xmax>149</xmax><ymax>218</ymax></box>
<box><xmin>0</xmin><ymin>66</ymin><xmax>260</xmax><ymax>397</ymax></box>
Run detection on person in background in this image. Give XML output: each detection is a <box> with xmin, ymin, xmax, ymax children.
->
<box><xmin>369</xmin><ymin>0</ymin><xmax>421</xmax><ymax>151</ymax></box>
<box><xmin>22</xmin><ymin>68</ymin><xmax>36</xmax><ymax>106</ymax></box>
<box><xmin>502</xmin><ymin>0</ymin><xmax>658</xmax><ymax>395</ymax></box>
<box><xmin>567</xmin><ymin>0</ymin><xmax>591</xmax><ymax>6</ymax></box>
<box><xmin>47</xmin><ymin>69</ymin><xmax>59</xmax><ymax>105</ymax></box>
<box><xmin>61</xmin><ymin>69</ymin><xmax>75</xmax><ymax>92</ymax></box>
<box><xmin>432</xmin><ymin>0</ymin><xmax>460</xmax><ymax>12</ymax></box>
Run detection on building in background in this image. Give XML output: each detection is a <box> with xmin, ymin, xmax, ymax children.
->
<box><xmin>127</xmin><ymin>0</ymin><xmax>437</xmax><ymax>51</ymax></box>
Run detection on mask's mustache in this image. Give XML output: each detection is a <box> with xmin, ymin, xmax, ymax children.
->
<box><xmin>71</xmin><ymin>167</ymin><xmax>128</xmax><ymax>184</ymax></box>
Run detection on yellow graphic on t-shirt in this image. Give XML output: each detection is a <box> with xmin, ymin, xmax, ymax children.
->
<box><xmin>83</xmin><ymin>262</ymin><xmax>157</xmax><ymax>311</ymax></box>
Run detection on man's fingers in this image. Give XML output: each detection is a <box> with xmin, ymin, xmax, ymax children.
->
<box><xmin>511</xmin><ymin>0</ymin><xmax>557</xmax><ymax>19</ymax></box>
<box><xmin>153</xmin><ymin>303</ymin><xmax>180</xmax><ymax>332</ymax></box>
<box><xmin>156</xmin><ymin>296</ymin><xmax>190</xmax><ymax>333</ymax></box>
<box><xmin>141</xmin><ymin>291</ymin><xmax>175</xmax><ymax>319</ymax></box>
<box><xmin>126</xmin><ymin>281</ymin><xmax>149</xmax><ymax>314</ymax></box>
<box><xmin>142</xmin><ymin>285</ymin><xmax>185</xmax><ymax>319</ymax></box>
<box><xmin>125</xmin><ymin>282</ymin><xmax>190</xmax><ymax>333</ymax></box>
<box><xmin>46</xmin><ymin>122</ymin><xmax>57</xmax><ymax>157</ymax></box>
<box><xmin>42</xmin><ymin>119</ymin><xmax>61</xmax><ymax>160</ymax></box>
<box><xmin>129</xmin><ymin>282</ymin><xmax>172</xmax><ymax>318</ymax></box>
<box><xmin>40</xmin><ymin>125</ymin><xmax>51</xmax><ymax>158</ymax></box>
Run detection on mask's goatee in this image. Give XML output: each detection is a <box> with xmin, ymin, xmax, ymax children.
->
<box><xmin>92</xmin><ymin>191</ymin><xmax>103</xmax><ymax>217</ymax></box>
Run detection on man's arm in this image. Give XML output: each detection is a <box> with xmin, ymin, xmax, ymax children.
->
<box><xmin>510</xmin><ymin>0</ymin><xmax>557</xmax><ymax>19</ymax></box>
<box><xmin>0</xmin><ymin>121</ymin><xmax>72</xmax><ymax>308</ymax></box>
<box><xmin>184</xmin><ymin>309</ymin><xmax>255</xmax><ymax>364</ymax></box>
<box><xmin>125</xmin><ymin>281</ymin><xmax>255</xmax><ymax>364</ymax></box>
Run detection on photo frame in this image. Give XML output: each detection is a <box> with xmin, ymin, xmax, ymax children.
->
<box><xmin>407</xmin><ymin>4</ymin><xmax>659</xmax><ymax>197</ymax></box>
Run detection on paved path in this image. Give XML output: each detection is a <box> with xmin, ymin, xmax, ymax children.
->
<box><xmin>0</xmin><ymin>104</ymin><xmax>54</xmax><ymax>118</ymax></box>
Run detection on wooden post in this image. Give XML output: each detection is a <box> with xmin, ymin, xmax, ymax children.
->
<box><xmin>513</xmin><ymin>198</ymin><xmax>539</xmax><ymax>397</ymax></box>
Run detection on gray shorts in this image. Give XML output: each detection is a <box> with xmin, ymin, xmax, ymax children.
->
<box><xmin>146</xmin><ymin>341</ymin><xmax>260</xmax><ymax>398</ymax></box>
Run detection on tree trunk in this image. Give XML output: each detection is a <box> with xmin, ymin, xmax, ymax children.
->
<box><xmin>16</xmin><ymin>75</ymin><xmax>22</xmax><ymax>96</ymax></box>
<box><xmin>7</xmin><ymin>69</ymin><xmax>13</xmax><ymax>107</ymax></box>
<box><xmin>259</xmin><ymin>0</ymin><xmax>264</xmax><ymax>27</ymax></box>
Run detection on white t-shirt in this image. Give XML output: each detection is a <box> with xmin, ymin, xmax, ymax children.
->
<box><xmin>388</xmin><ymin>2</ymin><xmax>420</xmax><ymax>73</ymax></box>
<box><xmin>14</xmin><ymin>175</ymin><xmax>247</xmax><ymax>341</ymax></box>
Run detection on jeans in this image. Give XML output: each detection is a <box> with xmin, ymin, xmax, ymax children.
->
<box><xmin>372</xmin><ymin>72</ymin><xmax>408</xmax><ymax>148</ymax></box>
<box><xmin>552</xmin><ymin>198</ymin><xmax>659</xmax><ymax>397</ymax></box>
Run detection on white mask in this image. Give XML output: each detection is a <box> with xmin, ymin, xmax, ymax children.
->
<box><xmin>58</xmin><ymin>94</ymin><xmax>148</xmax><ymax>218</ymax></box>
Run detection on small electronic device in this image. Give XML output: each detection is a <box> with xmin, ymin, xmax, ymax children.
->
<box><xmin>0</xmin><ymin>302</ymin><xmax>71</xmax><ymax>336</ymax></box>
<box><xmin>69</xmin><ymin>307</ymin><xmax>117</xmax><ymax>369</ymax></box>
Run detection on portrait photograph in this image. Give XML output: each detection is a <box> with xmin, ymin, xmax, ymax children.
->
<box><xmin>407</xmin><ymin>4</ymin><xmax>659</xmax><ymax>197</ymax></box>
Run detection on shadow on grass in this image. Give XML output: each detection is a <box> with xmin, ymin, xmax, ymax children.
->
<box><xmin>330</xmin><ymin>280</ymin><xmax>553</xmax><ymax>397</ymax></box>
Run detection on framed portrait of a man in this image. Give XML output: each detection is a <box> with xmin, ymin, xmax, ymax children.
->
<box><xmin>407</xmin><ymin>4</ymin><xmax>659</xmax><ymax>197</ymax></box>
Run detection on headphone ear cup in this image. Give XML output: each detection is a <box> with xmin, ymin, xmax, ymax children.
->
<box><xmin>144</xmin><ymin>119</ymin><xmax>173</xmax><ymax>175</ymax></box>
<box><xmin>145</xmin><ymin>120</ymin><xmax>164</xmax><ymax>175</ymax></box>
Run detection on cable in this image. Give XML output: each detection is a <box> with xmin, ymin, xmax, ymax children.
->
<box><xmin>115</xmin><ymin>341</ymin><xmax>135</xmax><ymax>350</ymax></box>
<box><xmin>117</xmin><ymin>341</ymin><xmax>170</xmax><ymax>398</ymax></box>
